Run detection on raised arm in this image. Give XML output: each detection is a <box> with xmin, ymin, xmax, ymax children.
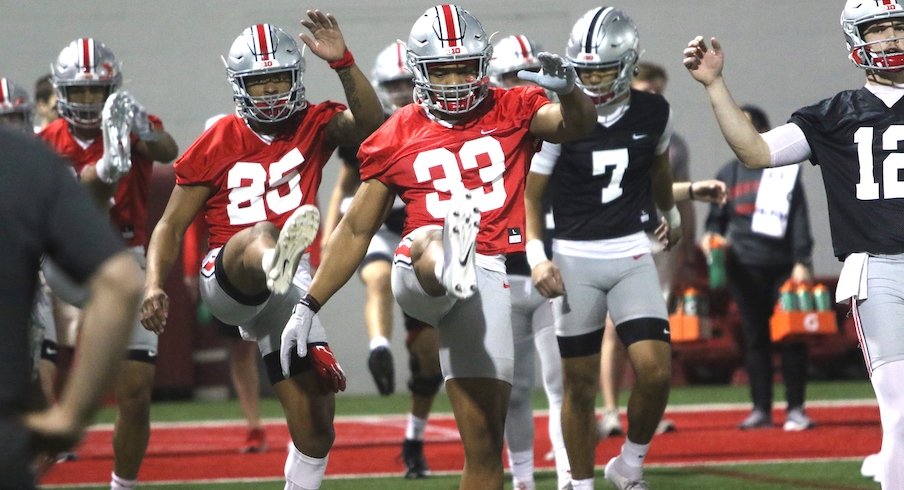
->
<box><xmin>523</xmin><ymin>53</ymin><xmax>597</xmax><ymax>143</ymax></box>
<box><xmin>142</xmin><ymin>184</ymin><xmax>211</xmax><ymax>334</ymax></box>
<box><xmin>683</xmin><ymin>36</ymin><xmax>771</xmax><ymax>169</ymax></box>
<box><xmin>299</xmin><ymin>9</ymin><xmax>384</xmax><ymax>145</ymax></box>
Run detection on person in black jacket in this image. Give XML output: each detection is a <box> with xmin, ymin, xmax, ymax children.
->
<box><xmin>702</xmin><ymin>105</ymin><xmax>815</xmax><ymax>431</ymax></box>
<box><xmin>0</xmin><ymin>127</ymin><xmax>142</xmax><ymax>488</ymax></box>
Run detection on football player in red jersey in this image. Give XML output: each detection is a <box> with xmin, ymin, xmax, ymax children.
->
<box><xmin>38</xmin><ymin>37</ymin><xmax>178</xmax><ymax>489</ymax></box>
<box><xmin>280</xmin><ymin>5</ymin><xmax>595</xmax><ymax>489</ymax></box>
<box><xmin>321</xmin><ymin>41</ymin><xmax>442</xmax><ymax>479</ymax></box>
<box><xmin>141</xmin><ymin>11</ymin><xmax>383</xmax><ymax>488</ymax></box>
<box><xmin>684</xmin><ymin>1</ymin><xmax>904</xmax><ymax>486</ymax></box>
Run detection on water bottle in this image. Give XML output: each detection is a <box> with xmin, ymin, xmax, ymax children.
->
<box><xmin>778</xmin><ymin>280</ymin><xmax>797</xmax><ymax>311</ymax></box>
<box><xmin>796</xmin><ymin>282</ymin><xmax>816</xmax><ymax>311</ymax></box>
<box><xmin>706</xmin><ymin>235</ymin><xmax>727</xmax><ymax>290</ymax></box>
<box><xmin>683</xmin><ymin>287</ymin><xmax>699</xmax><ymax>316</ymax></box>
<box><xmin>812</xmin><ymin>283</ymin><xmax>832</xmax><ymax>312</ymax></box>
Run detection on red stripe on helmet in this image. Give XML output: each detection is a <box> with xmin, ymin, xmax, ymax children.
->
<box><xmin>515</xmin><ymin>35</ymin><xmax>530</xmax><ymax>60</ymax></box>
<box><xmin>81</xmin><ymin>38</ymin><xmax>92</xmax><ymax>73</ymax></box>
<box><xmin>255</xmin><ymin>24</ymin><xmax>271</xmax><ymax>61</ymax></box>
<box><xmin>440</xmin><ymin>4</ymin><xmax>459</xmax><ymax>47</ymax></box>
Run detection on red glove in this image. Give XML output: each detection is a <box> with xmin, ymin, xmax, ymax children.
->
<box><xmin>309</xmin><ymin>343</ymin><xmax>347</xmax><ymax>393</ymax></box>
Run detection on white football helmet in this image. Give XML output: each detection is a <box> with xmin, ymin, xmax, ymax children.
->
<box><xmin>565</xmin><ymin>7</ymin><xmax>639</xmax><ymax>105</ymax></box>
<box><xmin>51</xmin><ymin>38</ymin><xmax>122</xmax><ymax>128</ymax></box>
<box><xmin>842</xmin><ymin>0</ymin><xmax>904</xmax><ymax>71</ymax></box>
<box><xmin>406</xmin><ymin>4</ymin><xmax>492</xmax><ymax>114</ymax></box>
<box><xmin>488</xmin><ymin>35</ymin><xmax>543</xmax><ymax>88</ymax></box>
<box><xmin>371</xmin><ymin>41</ymin><xmax>415</xmax><ymax>112</ymax></box>
<box><xmin>224</xmin><ymin>24</ymin><xmax>306</xmax><ymax>123</ymax></box>
<box><xmin>0</xmin><ymin>78</ymin><xmax>34</xmax><ymax>131</ymax></box>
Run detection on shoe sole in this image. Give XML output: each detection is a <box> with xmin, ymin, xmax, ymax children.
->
<box><xmin>101</xmin><ymin>91</ymin><xmax>134</xmax><ymax>178</ymax></box>
<box><xmin>368</xmin><ymin>347</ymin><xmax>395</xmax><ymax>396</ymax></box>
<box><xmin>442</xmin><ymin>192</ymin><xmax>480</xmax><ymax>300</ymax></box>
<box><xmin>266</xmin><ymin>205</ymin><xmax>320</xmax><ymax>294</ymax></box>
<box><xmin>782</xmin><ymin>421</ymin><xmax>814</xmax><ymax>431</ymax></box>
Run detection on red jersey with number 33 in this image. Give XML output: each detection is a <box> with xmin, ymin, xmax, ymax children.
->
<box><xmin>38</xmin><ymin>116</ymin><xmax>163</xmax><ymax>247</ymax></box>
<box><xmin>358</xmin><ymin>86</ymin><xmax>549</xmax><ymax>255</ymax></box>
<box><xmin>175</xmin><ymin>103</ymin><xmax>345</xmax><ymax>250</ymax></box>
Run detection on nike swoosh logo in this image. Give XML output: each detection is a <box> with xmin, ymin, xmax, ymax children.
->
<box><xmin>481</xmin><ymin>128</ymin><xmax>497</xmax><ymax>135</ymax></box>
<box><xmin>663</xmin><ymin>328</ymin><xmax>670</xmax><ymax>335</ymax></box>
<box><xmin>459</xmin><ymin>240</ymin><xmax>475</xmax><ymax>266</ymax></box>
<box><xmin>632</xmin><ymin>133</ymin><xmax>646</xmax><ymax>140</ymax></box>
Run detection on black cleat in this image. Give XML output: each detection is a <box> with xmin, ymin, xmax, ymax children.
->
<box><xmin>367</xmin><ymin>346</ymin><xmax>395</xmax><ymax>396</ymax></box>
<box><xmin>400</xmin><ymin>439</ymin><xmax>430</xmax><ymax>479</ymax></box>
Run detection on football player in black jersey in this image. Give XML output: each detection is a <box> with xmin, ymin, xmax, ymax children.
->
<box><xmin>525</xmin><ymin>8</ymin><xmax>680</xmax><ymax>490</ymax></box>
<box><xmin>684</xmin><ymin>1</ymin><xmax>904</xmax><ymax>486</ymax></box>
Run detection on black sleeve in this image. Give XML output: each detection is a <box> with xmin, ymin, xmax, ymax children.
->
<box><xmin>42</xmin><ymin>152</ymin><xmax>123</xmax><ymax>284</ymax></box>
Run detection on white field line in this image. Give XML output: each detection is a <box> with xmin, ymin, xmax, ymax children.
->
<box><xmin>84</xmin><ymin>398</ymin><xmax>877</xmax><ymax>432</ymax></box>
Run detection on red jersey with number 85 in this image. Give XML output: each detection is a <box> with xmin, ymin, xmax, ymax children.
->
<box><xmin>358</xmin><ymin>86</ymin><xmax>549</xmax><ymax>255</ymax></box>
<box><xmin>175</xmin><ymin>104</ymin><xmax>345</xmax><ymax>250</ymax></box>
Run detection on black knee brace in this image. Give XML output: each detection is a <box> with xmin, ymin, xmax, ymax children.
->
<box><xmin>407</xmin><ymin>355</ymin><xmax>443</xmax><ymax>396</ymax></box>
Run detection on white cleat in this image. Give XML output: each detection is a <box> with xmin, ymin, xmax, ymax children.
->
<box><xmin>441</xmin><ymin>191</ymin><xmax>480</xmax><ymax>299</ymax></box>
<box><xmin>100</xmin><ymin>90</ymin><xmax>135</xmax><ymax>183</ymax></box>
<box><xmin>265</xmin><ymin>205</ymin><xmax>320</xmax><ymax>295</ymax></box>
<box><xmin>605</xmin><ymin>456</ymin><xmax>649</xmax><ymax>490</ymax></box>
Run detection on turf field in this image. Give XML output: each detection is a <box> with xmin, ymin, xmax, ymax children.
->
<box><xmin>42</xmin><ymin>380</ymin><xmax>881</xmax><ymax>489</ymax></box>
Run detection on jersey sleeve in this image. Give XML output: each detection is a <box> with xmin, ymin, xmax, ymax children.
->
<box><xmin>788</xmin><ymin>97</ymin><xmax>835</xmax><ymax>166</ymax></box>
<box><xmin>357</xmin><ymin>111</ymin><xmax>405</xmax><ymax>183</ymax></box>
<box><xmin>174</xmin><ymin>120</ymin><xmax>229</xmax><ymax>186</ymax></box>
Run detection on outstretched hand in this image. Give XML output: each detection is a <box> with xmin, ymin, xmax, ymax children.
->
<box><xmin>299</xmin><ymin>9</ymin><xmax>347</xmax><ymax>62</ymax></box>
<box><xmin>518</xmin><ymin>52</ymin><xmax>576</xmax><ymax>95</ymax></box>
<box><xmin>683</xmin><ymin>36</ymin><xmax>725</xmax><ymax>87</ymax></box>
<box><xmin>691</xmin><ymin>179</ymin><xmax>728</xmax><ymax>205</ymax></box>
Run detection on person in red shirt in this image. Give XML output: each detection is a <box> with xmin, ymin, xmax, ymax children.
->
<box><xmin>140</xmin><ymin>11</ymin><xmax>383</xmax><ymax>489</ymax></box>
<box><xmin>281</xmin><ymin>5</ymin><xmax>595</xmax><ymax>489</ymax></box>
<box><xmin>38</xmin><ymin>37</ymin><xmax>178</xmax><ymax>489</ymax></box>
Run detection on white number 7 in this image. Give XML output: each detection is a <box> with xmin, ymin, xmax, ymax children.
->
<box><xmin>593</xmin><ymin>148</ymin><xmax>629</xmax><ymax>204</ymax></box>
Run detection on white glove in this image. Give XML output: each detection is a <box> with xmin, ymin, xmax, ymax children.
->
<box><xmin>517</xmin><ymin>52</ymin><xmax>576</xmax><ymax>95</ymax></box>
<box><xmin>279</xmin><ymin>295</ymin><xmax>319</xmax><ymax>378</ymax></box>
<box><xmin>123</xmin><ymin>93</ymin><xmax>159</xmax><ymax>141</ymax></box>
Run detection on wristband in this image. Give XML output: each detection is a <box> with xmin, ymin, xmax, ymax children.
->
<box><xmin>663</xmin><ymin>206</ymin><xmax>681</xmax><ymax>229</ymax></box>
<box><xmin>688</xmin><ymin>182</ymin><xmax>695</xmax><ymax>201</ymax></box>
<box><xmin>525</xmin><ymin>239</ymin><xmax>549</xmax><ymax>269</ymax></box>
<box><xmin>328</xmin><ymin>49</ymin><xmax>355</xmax><ymax>70</ymax></box>
<box><xmin>300</xmin><ymin>293</ymin><xmax>322</xmax><ymax>313</ymax></box>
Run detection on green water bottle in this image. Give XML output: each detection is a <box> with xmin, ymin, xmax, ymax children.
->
<box><xmin>683</xmin><ymin>287</ymin><xmax>699</xmax><ymax>316</ymax></box>
<box><xmin>813</xmin><ymin>283</ymin><xmax>832</xmax><ymax>312</ymax></box>
<box><xmin>707</xmin><ymin>235</ymin><xmax>727</xmax><ymax>289</ymax></box>
<box><xmin>796</xmin><ymin>283</ymin><xmax>816</xmax><ymax>311</ymax></box>
<box><xmin>779</xmin><ymin>280</ymin><xmax>797</xmax><ymax>311</ymax></box>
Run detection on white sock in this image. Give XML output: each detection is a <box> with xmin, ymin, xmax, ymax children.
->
<box><xmin>369</xmin><ymin>336</ymin><xmax>390</xmax><ymax>350</ymax></box>
<box><xmin>405</xmin><ymin>413</ymin><xmax>428</xmax><ymax>441</ymax></box>
<box><xmin>284</xmin><ymin>444</ymin><xmax>328</xmax><ymax>490</ymax></box>
<box><xmin>571</xmin><ymin>477</ymin><xmax>594</xmax><ymax>490</ymax></box>
<box><xmin>261</xmin><ymin>248</ymin><xmax>275</xmax><ymax>273</ymax></box>
<box><xmin>621</xmin><ymin>439</ymin><xmax>650</xmax><ymax>469</ymax></box>
<box><xmin>508</xmin><ymin>449</ymin><xmax>534</xmax><ymax>484</ymax></box>
<box><xmin>110</xmin><ymin>472</ymin><xmax>137</xmax><ymax>490</ymax></box>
